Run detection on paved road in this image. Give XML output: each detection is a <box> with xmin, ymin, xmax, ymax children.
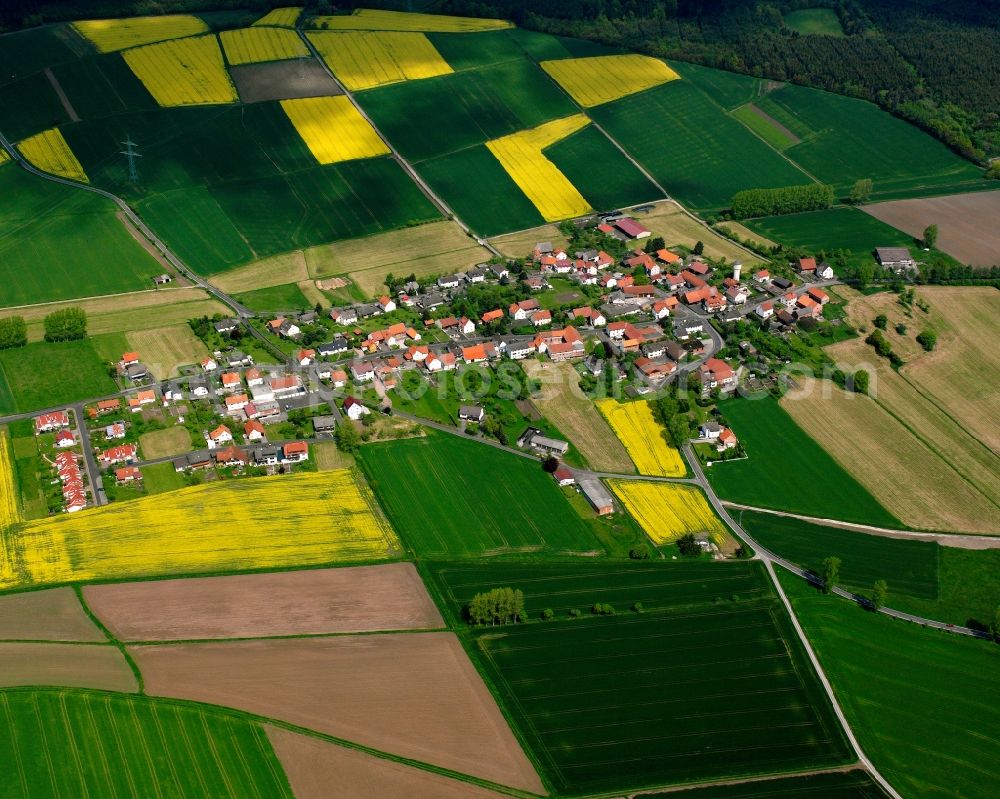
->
<box><xmin>70</xmin><ymin>404</ymin><xmax>106</xmax><ymax>507</ymax></box>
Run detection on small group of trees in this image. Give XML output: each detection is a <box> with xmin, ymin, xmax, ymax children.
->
<box><xmin>0</xmin><ymin>316</ymin><xmax>27</xmax><ymax>350</ymax></box>
<box><xmin>821</xmin><ymin>555</ymin><xmax>889</xmax><ymax>610</ymax></box>
<box><xmin>43</xmin><ymin>307</ymin><xmax>87</xmax><ymax>342</ymax></box>
<box><xmin>467</xmin><ymin>587</ymin><xmax>525</xmax><ymax>626</ymax></box>
<box><xmin>865</xmin><ymin>329</ymin><xmax>903</xmax><ymax>366</ymax></box>
<box><xmin>916</xmin><ymin>328</ymin><xmax>937</xmax><ymax>351</ymax></box>
<box><xmin>677</xmin><ymin>534</ymin><xmax>703</xmax><ymax>558</ymax></box>
<box><xmin>848</xmin><ymin>178</ymin><xmax>873</xmax><ymax>204</ymax></box>
<box><xmin>730</xmin><ymin>184</ymin><xmax>834</xmax><ymax>219</ymax></box>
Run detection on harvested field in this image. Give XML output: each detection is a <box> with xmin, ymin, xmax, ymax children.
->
<box><xmin>308</xmin><ymin>31</ymin><xmax>452</xmax><ymax>92</ymax></box>
<box><xmin>0</xmin><ymin>643</ymin><xmax>137</xmax><ymax>691</ymax></box>
<box><xmin>632</xmin><ymin>201</ymin><xmax>763</xmax><ymax>265</ymax></box>
<box><xmin>220</xmin><ymin>26</ymin><xmax>309</xmax><ymax>65</ymax></box>
<box><xmin>862</xmin><ymin>191</ymin><xmax>1000</xmax><ymax>267</ymax></box>
<box><xmin>132</xmin><ymin>632</ymin><xmax>544</xmax><ymax>792</ymax></box>
<box><xmin>85</xmin><ymin>563</ymin><xmax>443</xmax><ymax>641</ymax></box>
<box><xmin>836</xmin><ymin>285</ymin><xmax>931</xmax><ymax>361</ymax></box>
<box><xmin>715</xmin><ymin>220</ymin><xmax>777</xmax><ymax>249</ymax></box>
<box><xmin>138</xmin><ymin>425</ymin><xmax>191</xmax><ymax>460</ymax></box>
<box><xmin>213</xmin><ymin>250</ymin><xmax>309</xmax><ymax>292</ymax></box>
<box><xmin>231</xmin><ymin>58</ymin><xmax>342</xmax><ymax>103</ymax></box>
<box><xmin>490</xmin><ymin>223</ymin><xmax>568</xmax><ymax>258</ymax></box>
<box><xmin>0</xmin><ymin>587</ymin><xmax>105</xmax><ymax>641</ymax></box>
<box><xmin>268</xmin><ymin>727</ymin><xmax>512</xmax><ymax>799</ymax></box>
<box><xmin>781</xmin><ymin>379</ymin><xmax>998</xmax><ymax>534</ymax></box>
<box><xmin>125</xmin><ymin>324</ymin><xmax>209</xmax><ymax>378</ymax></box>
<box><xmin>541</xmin><ymin>54</ymin><xmax>679</xmax><ymax>107</ymax></box>
<box><xmin>524</xmin><ymin>361</ymin><xmax>633</xmax><ymax>473</ymax></box>
<box><xmin>73</xmin><ymin>15</ymin><xmax>208</xmax><ymax>52</ymax></box>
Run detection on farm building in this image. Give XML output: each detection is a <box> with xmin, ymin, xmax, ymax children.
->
<box><xmin>578</xmin><ymin>476</ymin><xmax>614</xmax><ymax>515</ymax></box>
<box><xmin>875</xmin><ymin>247</ymin><xmax>917</xmax><ymax>272</ymax></box>
<box><xmin>518</xmin><ymin>428</ymin><xmax>569</xmax><ymax>457</ymax></box>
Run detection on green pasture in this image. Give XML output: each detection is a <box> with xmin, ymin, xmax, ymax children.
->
<box><xmin>142</xmin><ymin>462</ymin><xmax>188</xmax><ymax>494</ymax></box>
<box><xmin>235</xmin><ymin>282</ymin><xmax>313</xmax><ymax>313</ymax></box>
<box><xmin>0</xmin><ymin>72</ymin><xmax>70</xmax><ymax>142</ymax></box>
<box><xmin>707</xmin><ymin>396</ymin><xmax>900</xmax><ymax>527</ymax></box>
<box><xmin>782</xmin><ymin>8</ymin><xmax>845</xmax><ymax>36</ymax></box>
<box><xmin>779</xmin><ymin>571</ymin><xmax>1000</xmax><ymax>799</ymax></box>
<box><xmin>743</xmin><ymin>207</ymin><xmax>913</xmax><ymax>260</ymax></box>
<box><xmin>0</xmin><ymin>340</ymin><xmax>116</xmax><ymax>413</ymax></box>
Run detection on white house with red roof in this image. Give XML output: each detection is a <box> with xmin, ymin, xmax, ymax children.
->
<box><xmin>54</xmin><ymin>430</ymin><xmax>75</xmax><ymax>448</ymax></box>
<box><xmin>98</xmin><ymin>443</ymin><xmax>138</xmax><ymax>468</ymax></box>
<box><xmin>205</xmin><ymin>424</ymin><xmax>233</xmax><ymax>449</ymax></box>
<box><xmin>244</xmin><ymin>419</ymin><xmax>266</xmax><ymax>441</ymax></box>
<box><xmin>35</xmin><ymin>411</ymin><xmax>69</xmax><ymax>434</ymax></box>
<box><xmin>343</xmin><ymin>396</ymin><xmax>370</xmax><ymax>421</ymax></box>
<box><xmin>698</xmin><ymin>359</ymin><xmax>737</xmax><ymax>393</ymax></box>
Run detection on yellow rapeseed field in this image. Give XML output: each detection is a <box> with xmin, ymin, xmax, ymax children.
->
<box><xmin>609</xmin><ymin>481</ymin><xmax>728</xmax><ymax>545</ymax></box>
<box><xmin>220</xmin><ymin>27</ymin><xmax>309</xmax><ymax>65</ymax></box>
<box><xmin>281</xmin><ymin>96</ymin><xmax>389</xmax><ymax>164</ymax></box>
<box><xmin>124</xmin><ymin>35</ymin><xmax>238</xmax><ymax>107</ymax></box>
<box><xmin>0</xmin><ymin>469</ymin><xmax>399</xmax><ymax>591</ymax></box>
<box><xmin>307</xmin><ymin>30</ymin><xmax>452</xmax><ymax>91</ymax></box>
<box><xmin>253</xmin><ymin>7</ymin><xmax>302</xmax><ymax>27</ymax></box>
<box><xmin>310</xmin><ymin>9</ymin><xmax>511</xmax><ymax>32</ymax></box>
<box><xmin>542</xmin><ymin>55</ymin><xmax>679</xmax><ymax>107</ymax></box>
<box><xmin>596</xmin><ymin>399</ymin><xmax>686</xmax><ymax>477</ymax></box>
<box><xmin>17</xmin><ymin>129</ymin><xmax>88</xmax><ymax>183</ymax></box>
<box><xmin>487</xmin><ymin>115</ymin><xmax>592</xmax><ymax>222</ymax></box>
<box><xmin>73</xmin><ymin>15</ymin><xmax>209</xmax><ymax>53</ymax></box>
<box><xmin>0</xmin><ymin>149</ymin><xmax>10</xmax><ymax>166</ymax></box>
<box><xmin>0</xmin><ymin>430</ymin><xmax>21</xmax><ymax>532</ymax></box>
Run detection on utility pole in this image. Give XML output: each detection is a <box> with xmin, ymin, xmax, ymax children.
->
<box><xmin>120</xmin><ymin>137</ymin><xmax>141</xmax><ymax>183</ymax></box>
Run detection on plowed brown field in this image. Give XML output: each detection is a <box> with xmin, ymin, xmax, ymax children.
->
<box><xmin>0</xmin><ymin>587</ymin><xmax>105</xmax><ymax>641</ymax></box>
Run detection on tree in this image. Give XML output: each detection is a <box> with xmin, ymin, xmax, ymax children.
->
<box><xmin>873</xmin><ymin>314</ymin><xmax>888</xmax><ymax>330</ymax></box>
<box><xmin>849</xmin><ymin>178</ymin><xmax>873</xmax><ymax>204</ymax></box>
<box><xmin>677</xmin><ymin>534</ymin><xmax>701</xmax><ymax>557</ymax></box>
<box><xmin>821</xmin><ymin>556</ymin><xmax>841</xmax><ymax>594</ymax></box>
<box><xmin>542</xmin><ymin>456</ymin><xmax>559</xmax><ymax>473</ymax></box>
<box><xmin>692</xmin><ymin>240</ymin><xmax>704</xmax><ymax>256</ymax></box>
<box><xmin>871</xmin><ymin>579</ymin><xmax>888</xmax><ymax>610</ymax></box>
<box><xmin>43</xmin><ymin>307</ymin><xmax>87</xmax><ymax>342</ymax></box>
<box><xmin>992</xmin><ymin>607</ymin><xmax>1000</xmax><ymax>642</ymax></box>
<box><xmin>541</xmin><ymin>608</ymin><xmax>554</xmax><ymax>620</ymax></box>
<box><xmin>0</xmin><ymin>316</ymin><xmax>27</xmax><ymax>350</ymax></box>
<box><xmin>643</xmin><ymin>236</ymin><xmax>665</xmax><ymax>254</ymax></box>
<box><xmin>467</xmin><ymin>588</ymin><xmax>525</xmax><ymax>626</ymax></box>
<box><xmin>923</xmin><ymin>224</ymin><xmax>938</xmax><ymax>249</ymax></box>
<box><xmin>334</xmin><ymin>422</ymin><xmax>361</xmax><ymax>454</ymax></box>
<box><xmin>895</xmin><ymin>323</ymin><xmax>907</xmax><ymax>335</ymax></box>
<box><xmin>852</xmin><ymin>370</ymin><xmax>870</xmax><ymax>395</ymax></box>
<box><xmin>916</xmin><ymin>328</ymin><xmax>937</xmax><ymax>351</ymax></box>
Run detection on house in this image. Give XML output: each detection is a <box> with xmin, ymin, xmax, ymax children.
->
<box><xmin>716</xmin><ymin>427</ymin><xmax>738</xmax><ymax>452</ymax></box>
<box><xmin>508</xmin><ymin>299</ymin><xmax>540</xmax><ymax>321</ymax></box>
<box><xmin>613</xmin><ymin>218</ymin><xmax>651</xmax><ymax>240</ymax></box>
<box><xmin>796</xmin><ymin>257</ymin><xmax>817</xmax><ymax>274</ymax></box>
<box><xmin>663</xmin><ymin>273</ymin><xmax>685</xmax><ymax>291</ymax></box>
<box><xmin>807</xmin><ymin>287</ymin><xmax>830</xmax><ymax>305</ymax></box>
<box><xmin>330</xmin><ymin>369</ymin><xmax>348</xmax><ymax>388</ymax></box>
<box><xmin>640</xmin><ymin>339</ymin><xmax>667</xmax><ymax>359</ymax></box>
<box><xmin>815</xmin><ymin>262</ymin><xmax>835</xmax><ymax>280</ymax></box>
<box><xmin>461</xmin><ymin>344</ymin><xmax>488</xmax><ymax>363</ymax></box>
<box><xmin>458</xmin><ymin>317</ymin><xmax>476</xmax><ymax>335</ymax></box>
<box><xmin>244</xmin><ymin>419</ymin><xmax>266</xmax><ymax>441</ymax></box>
<box><xmin>317</xmin><ymin>338</ymin><xmax>349</xmax><ymax>358</ymax></box>
<box><xmin>656</xmin><ymin>249</ymin><xmax>682</xmax><ymax>267</ymax></box>
<box><xmin>329</xmin><ymin>306</ymin><xmax>358</xmax><ymax>325</ymax></box>
<box><xmin>703</xmin><ymin>290</ymin><xmax>727</xmax><ymax>313</ymax></box>
<box><xmin>115</xmin><ymin>465</ymin><xmax>141</xmax><ymax>483</ymax></box>
<box><xmin>245</xmin><ymin>368</ymin><xmax>263</xmax><ymax>387</ymax></box>
<box><xmin>664</xmin><ymin>341</ymin><xmax>686</xmax><ymax>362</ymax></box>
<box><xmin>531</xmin><ymin>309</ymin><xmax>552</xmax><ymax>327</ymax></box>
<box><xmin>201</xmin><ymin>356</ymin><xmax>218</xmax><ymax>372</ymax></box>
<box><xmin>177</xmin><ymin>450</ymin><xmax>213</xmax><ymax>471</ymax></box>
<box><xmin>104</xmin><ymin>422</ymin><xmax>126</xmax><ymax>440</ymax></box>
<box><xmin>213</xmin><ymin>445</ymin><xmax>247</xmax><ymax>468</ymax></box>
<box><xmin>570</xmin><ymin>306</ymin><xmax>606</xmax><ymax>326</ymax></box>
<box><xmin>524</xmin><ymin>275</ymin><xmax>549</xmax><ymax>291</ymax></box>
<box><xmin>153</xmin><ymin>273</ymin><xmax>172</xmax><ymax>285</ymax></box>
<box><xmin>465</xmin><ymin>267</ymin><xmax>487</xmax><ymax>284</ymax></box>
<box><xmin>189</xmin><ymin>378</ymin><xmax>210</xmax><ymax>397</ymax></box>
<box><xmin>214</xmin><ymin>319</ymin><xmax>239</xmax><ymax>334</ymax></box>
<box><xmin>54</xmin><ymin>430</ymin><xmax>75</xmax><ymax>448</ymax></box>
<box><xmin>226</xmin><ymin>350</ymin><xmax>253</xmax><ymax>368</ymax></box>
<box><xmin>205</xmin><ymin>425</ymin><xmax>233</xmax><ymax>449</ymax></box>
<box><xmin>283</xmin><ymin>441</ymin><xmax>309</xmax><ymax>462</ymax></box>
<box><xmin>688</xmin><ymin>261</ymin><xmax>710</xmax><ymax>276</ymax></box>
<box><xmin>459</xmin><ymin>405</ymin><xmax>484</xmax><ymax>423</ymax></box>
<box><xmin>417</xmin><ymin>292</ymin><xmax>446</xmax><ymax>310</ymax></box>
<box><xmin>534</xmin><ymin>326</ymin><xmax>585</xmax><ymax>361</ymax></box>
<box><xmin>490</xmin><ymin>263</ymin><xmax>510</xmax><ymax>280</ymax></box>
<box><xmin>343</xmin><ymin>396</ymin><xmax>370</xmax><ymax>421</ymax></box>
<box><xmin>98</xmin><ymin>443</ymin><xmax>138</xmax><ymax>467</ymax></box>
<box><xmin>220</xmin><ymin>372</ymin><xmax>242</xmax><ymax>392</ymax></box>
<box><xmin>553</xmin><ymin>465</ymin><xmax>575</xmax><ymax>487</ymax></box>
<box><xmin>634</xmin><ymin>357</ymin><xmax>676</xmax><ymax>382</ymax></box>
<box><xmin>754</xmin><ymin>269</ymin><xmax>771</xmax><ymax>284</ymax></box>
<box><xmin>518</xmin><ymin>427</ymin><xmax>569</xmax><ymax>457</ymax></box>
<box><xmin>726</xmin><ymin>286</ymin><xmax>750</xmax><ymax>304</ymax></box>
<box><xmin>311</xmin><ymin>415</ymin><xmax>337</xmax><ymax>436</ymax></box>
<box><xmin>699</xmin><ymin>358</ymin><xmax>737</xmax><ymax>392</ymax></box>
<box><xmin>225</xmin><ymin>393</ymin><xmax>249</xmax><ymax>413</ymax></box>
<box><xmin>578</xmin><ymin>476</ymin><xmax>614</xmax><ymax>515</ymax></box>
<box><xmin>253</xmin><ymin>446</ymin><xmax>281</xmax><ymax>467</ymax></box>
<box><xmin>270</xmin><ymin>375</ymin><xmax>305</xmax><ymax>398</ymax></box>
<box><xmin>776</xmin><ymin>309</ymin><xmax>796</xmax><ymax>326</ymax></box>
<box><xmin>482</xmin><ymin>309</ymin><xmax>504</xmax><ymax>325</ymax></box>
<box><xmin>437</xmin><ymin>274</ymin><xmax>461</xmax><ymax>290</ymax></box>
<box><xmin>121</xmin><ymin>351</ymin><xmax>140</xmax><ymax>367</ymax></box>
<box><xmin>772</xmin><ymin>277</ymin><xmax>793</xmax><ymax>290</ymax></box>
<box><xmin>95</xmin><ymin>399</ymin><xmax>120</xmax><ymax>416</ymax></box>
<box><xmin>501</xmin><ymin>337</ymin><xmax>535</xmax><ymax>360</ymax></box>
<box><xmin>35</xmin><ymin>411</ymin><xmax>70</xmax><ymax>434</ymax></box>
<box><xmin>755</xmin><ymin>301</ymin><xmax>775</xmax><ymax>320</ymax></box>
<box><xmin>652</xmin><ymin>298</ymin><xmax>675</xmax><ymax>319</ymax></box>
<box><xmin>128</xmin><ymin>390</ymin><xmax>156</xmax><ymax>412</ymax></box>
<box><xmin>700</xmin><ymin>421</ymin><xmax>722</xmax><ymax>439</ymax></box>
<box><xmin>378</xmin><ymin>295</ymin><xmax>396</xmax><ymax>313</ymax></box>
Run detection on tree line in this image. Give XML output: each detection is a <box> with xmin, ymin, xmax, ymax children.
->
<box><xmin>0</xmin><ymin>307</ymin><xmax>87</xmax><ymax>350</ymax></box>
<box><xmin>730</xmin><ymin>184</ymin><xmax>834</xmax><ymax>219</ymax></box>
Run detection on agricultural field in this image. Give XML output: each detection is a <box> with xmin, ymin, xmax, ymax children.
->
<box><xmin>0</xmin><ymin>430</ymin><xmax>20</xmax><ymax>529</ymax></box>
<box><xmin>0</xmin><ymin>690</ymin><xmax>295</xmax><ymax>798</ymax></box>
<box><xmin>307</xmin><ymin>31</ymin><xmax>453</xmax><ymax>92</ymax></box>
<box><xmin>137</xmin><ymin>425</ymin><xmax>191</xmax><ymax>460</ymax></box>
<box><xmin>123</xmin><ymin>35</ymin><xmax>237</xmax><ymax>107</ymax></box>
<box><xmin>863</xmin><ymin>190</ymin><xmax>1000</xmax><ymax>267</ymax></box>
<box><xmin>541</xmin><ymin>54</ymin><xmax>679</xmax><ymax>107</ymax></box>
<box><xmin>219</xmin><ymin>26</ymin><xmax>309</xmax><ymax>66</ymax></box>
<box><xmin>235</xmin><ymin>281</ymin><xmax>313</xmax><ymax>312</ymax></box>
<box><xmin>609</xmin><ymin>480</ymin><xmax>729</xmax><ymax>545</ymax></box>
<box><xmin>781</xmin><ymin>379</ymin><xmax>998</xmax><ymax>534</ymax></box>
<box><xmin>17</xmin><ymin>128</ymin><xmax>88</xmax><ymax>182</ymax></box>
<box><xmin>490</xmin><ymin>222</ymin><xmax>568</xmax><ymax>258</ymax></box>
<box><xmin>632</xmin><ymin>200</ymin><xmax>763</xmax><ymax>263</ymax></box>
<box><xmin>523</xmin><ymin>361</ymin><xmax>634</xmax><ymax>472</ymax></box>
<box><xmin>132</xmin><ymin>632</ymin><xmax>544</xmax><ymax>792</ymax></box>
<box><xmin>706</xmin><ymin>396</ymin><xmax>900</xmax><ymax>527</ymax></box>
<box><xmin>125</xmin><ymin>324</ymin><xmax>209</xmax><ymax>378</ymax></box>
<box><xmin>668</xmin><ymin>60</ymin><xmax>765</xmax><ymax>111</ymax></box>
<box><xmin>0</xmin><ymin>587</ymin><xmax>105</xmax><ymax>641</ymax></box>
<box><xmin>72</xmin><ymin>15</ymin><xmax>209</xmax><ymax>52</ymax></box>
<box><xmin>230</xmin><ymin>57</ymin><xmax>341</xmax><ymax>103</ymax></box>
<box><xmin>281</xmin><ymin>95</ymin><xmax>388</xmax><ymax>164</ymax></box>
<box><xmin>596</xmin><ymin>399</ymin><xmax>686</xmax><ymax>476</ymax></box>
<box><xmin>783</xmin><ymin>8</ymin><xmax>845</xmax><ymax>36</ymax></box>
<box><xmin>779</xmin><ymin>571</ymin><xmax>1000</xmax><ymax>799</ymax></box>
<box><xmin>357</xmin><ymin>431</ymin><xmax>605</xmax><ymax>557</ymax></box>
<box><xmin>0</xmin><ymin>340</ymin><xmax>116</xmax><ymax>413</ymax></box>
<box><xmin>84</xmin><ymin>563</ymin><xmax>442</xmax><ymax>641</ymax></box>
<box><xmin>640</xmin><ymin>771</ymin><xmax>889</xmax><ymax>799</ymax></box>
<box><xmin>434</xmin><ymin>560</ymin><xmax>851</xmax><ymax>795</ymax></box>
<box><xmin>0</xmin><ymin>642</ymin><xmax>137</xmax><ymax>691</ymax></box>
<box><xmin>308</xmin><ymin>9</ymin><xmax>512</xmax><ymax>33</ymax></box>
<box><xmin>732</xmin><ymin>102</ymin><xmax>801</xmax><ymax>150</ymax></box>
<box><xmin>0</xmin><ymin>469</ymin><xmax>400</xmax><ymax>590</ymax></box>
<box><xmin>714</xmin><ymin>219</ymin><xmax>778</xmax><ymax>250</ymax></box>
<box><xmin>253</xmin><ymin>7</ymin><xmax>302</xmax><ymax>28</ymax></box>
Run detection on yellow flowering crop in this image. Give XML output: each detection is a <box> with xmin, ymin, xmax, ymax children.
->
<box><xmin>220</xmin><ymin>27</ymin><xmax>309</xmax><ymax>65</ymax></box>
<box><xmin>73</xmin><ymin>15</ymin><xmax>209</xmax><ymax>53</ymax></box>
<box><xmin>542</xmin><ymin>55</ymin><xmax>679</xmax><ymax>108</ymax></box>
<box><xmin>307</xmin><ymin>31</ymin><xmax>452</xmax><ymax>91</ymax></box>
<box><xmin>309</xmin><ymin>9</ymin><xmax>511</xmax><ymax>33</ymax></box>
<box><xmin>0</xmin><ymin>430</ymin><xmax>21</xmax><ymax>532</ymax></box>
<box><xmin>0</xmin><ymin>150</ymin><xmax>10</xmax><ymax>166</ymax></box>
<box><xmin>124</xmin><ymin>35</ymin><xmax>237</xmax><ymax>107</ymax></box>
<box><xmin>0</xmin><ymin>469</ymin><xmax>400</xmax><ymax>591</ymax></box>
<box><xmin>281</xmin><ymin>96</ymin><xmax>389</xmax><ymax>164</ymax></box>
<box><xmin>596</xmin><ymin>399</ymin><xmax>686</xmax><ymax>477</ymax></box>
<box><xmin>487</xmin><ymin>115</ymin><xmax>592</xmax><ymax>222</ymax></box>
<box><xmin>609</xmin><ymin>480</ymin><xmax>728</xmax><ymax>545</ymax></box>
<box><xmin>18</xmin><ymin>129</ymin><xmax>88</xmax><ymax>183</ymax></box>
<box><xmin>253</xmin><ymin>7</ymin><xmax>302</xmax><ymax>28</ymax></box>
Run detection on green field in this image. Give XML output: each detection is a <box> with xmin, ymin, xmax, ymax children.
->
<box><xmin>731</xmin><ymin>104</ymin><xmax>797</xmax><ymax>150</ymax></box>
<box><xmin>0</xmin><ymin>690</ymin><xmax>293</xmax><ymax>798</ymax></box>
<box><xmin>0</xmin><ymin>340</ymin><xmax>117</xmax><ymax>413</ymax></box>
<box><xmin>707</xmin><ymin>396</ymin><xmax>900</xmax><ymax>527</ymax></box>
<box><xmin>669</xmin><ymin>61</ymin><xmax>764</xmax><ymax>111</ymax></box>
<box><xmin>141</xmin><ymin>461</ymin><xmax>187</xmax><ymax>494</ymax></box>
<box><xmin>638</xmin><ymin>770</ymin><xmax>889</xmax><ymax>799</ymax></box>
<box><xmin>357</xmin><ymin>431</ymin><xmax>604</xmax><ymax>557</ymax></box>
<box><xmin>235</xmin><ymin>282</ymin><xmax>313</xmax><ymax>313</ymax></box>
<box><xmin>779</xmin><ymin>571</ymin><xmax>1000</xmax><ymax>799</ymax></box>
<box><xmin>426</xmin><ymin>29</ymin><xmax>528</xmax><ymax>71</ymax></box>
<box><xmin>432</xmin><ymin>560</ymin><xmax>852</xmax><ymax>794</ymax></box>
<box><xmin>590</xmin><ymin>81</ymin><xmax>810</xmax><ymax>211</ymax></box>
<box><xmin>52</xmin><ymin>52</ymin><xmax>158</xmax><ymax>120</ymax></box>
<box><xmin>783</xmin><ymin>8</ymin><xmax>845</xmax><ymax>36</ymax></box>
<box><xmin>0</xmin><ymin>164</ymin><xmax>165</xmax><ymax>307</ymax></box>
<box><xmin>0</xmin><ymin>26</ymin><xmax>82</xmax><ymax>85</ymax></box>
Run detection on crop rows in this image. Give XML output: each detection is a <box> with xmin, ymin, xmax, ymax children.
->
<box><xmin>252</xmin><ymin>7</ymin><xmax>302</xmax><ymax>28</ymax></box>
<box><xmin>18</xmin><ymin>128</ymin><xmax>88</xmax><ymax>183</ymax></box>
<box><xmin>542</xmin><ymin>54</ymin><xmax>679</xmax><ymax>107</ymax></box>
<box><xmin>596</xmin><ymin>399</ymin><xmax>685</xmax><ymax>476</ymax></box>
<box><xmin>281</xmin><ymin>96</ymin><xmax>389</xmax><ymax>165</ymax></box>
<box><xmin>73</xmin><ymin>15</ymin><xmax>208</xmax><ymax>53</ymax></box>
<box><xmin>308</xmin><ymin>31</ymin><xmax>452</xmax><ymax>92</ymax></box>
<box><xmin>124</xmin><ymin>35</ymin><xmax>237</xmax><ymax>107</ymax></box>
<box><xmin>220</xmin><ymin>27</ymin><xmax>309</xmax><ymax>66</ymax></box>
<box><xmin>0</xmin><ymin>429</ymin><xmax>20</xmax><ymax>531</ymax></box>
<box><xmin>308</xmin><ymin>9</ymin><xmax>512</xmax><ymax>33</ymax></box>
<box><xmin>610</xmin><ymin>480</ymin><xmax>729</xmax><ymax>545</ymax></box>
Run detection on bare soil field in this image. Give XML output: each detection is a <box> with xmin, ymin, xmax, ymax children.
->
<box><xmin>863</xmin><ymin>190</ymin><xmax>1000</xmax><ymax>266</ymax></box>
<box><xmin>126</xmin><ymin>324</ymin><xmax>210</xmax><ymax>378</ymax></box>
<box><xmin>213</xmin><ymin>250</ymin><xmax>309</xmax><ymax>293</ymax></box>
<box><xmin>231</xmin><ymin>58</ymin><xmax>342</xmax><ymax>104</ymax></box>
<box><xmin>782</xmin><ymin>378</ymin><xmax>998</xmax><ymax>533</ymax></box>
<box><xmin>85</xmin><ymin>563</ymin><xmax>443</xmax><ymax>641</ymax></box>
<box><xmin>267</xmin><ymin>727</ymin><xmax>513</xmax><ymax>799</ymax></box>
<box><xmin>132</xmin><ymin>632</ymin><xmax>543</xmax><ymax>792</ymax></box>
<box><xmin>0</xmin><ymin>643</ymin><xmax>137</xmax><ymax>691</ymax></box>
<box><xmin>490</xmin><ymin>223</ymin><xmax>569</xmax><ymax>258</ymax></box>
<box><xmin>524</xmin><ymin>360</ymin><xmax>634</xmax><ymax>473</ymax></box>
<box><xmin>138</xmin><ymin>425</ymin><xmax>192</xmax><ymax>460</ymax></box>
<box><xmin>632</xmin><ymin>201</ymin><xmax>763</xmax><ymax>265</ymax></box>
<box><xmin>0</xmin><ymin>587</ymin><xmax>105</xmax><ymax>641</ymax></box>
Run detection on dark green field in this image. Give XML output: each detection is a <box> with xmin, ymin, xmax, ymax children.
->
<box><xmin>235</xmin><ymin>282</ymin><xmax>313</xmax><ymax>313</ymax></box>
<box><xmin>427</xmin><ymin>29</ymin><xmax>528</xmax><ymax>71</ymax></box>
<box><xmin>639</xmin><ymin>770</ymin><xmax>889</xmax><ymax>799</ymax></box>
<box><xmin>743</xmin><ymin>207</ymin><xmax>914</xmax><ymax>260</ymax></box>
<box><xmin>0</xmin><ymin>340</ymin><xmax>117</xmax><ymax>413</ymax></box>
<box><xmin>707</xmin><ymin>397</ymin><xmax>900</xmax><ymax>527</ymax></box>
<box><xmin>0</xmin><ymin>164</ymin><xmax>164</xmax><ymax>306</ymax></box>
<box><xmin>0</xmin><ymin>690</ymin><xmax>293</xmax><ymax>798</ymax></box>
<box><xmin>357</xmin><ymin>431</ymin><xmax>604</xmax><ymax>557</ymax></box>
<box><xmin>779</xmin><ymin>571</ymin><xmax>1000</xmax><ymax>799</ymax></box>
<box><xmin>52</xmin><ymin>52</ymin><xmax>158</xmax><ymax>120</ymax></box>
<box><xmin>433</xmin><ymin>560</ymin><xmax>852</xmax><ymax>795</ymax></box>
<box><xmin>669</xmin><ymin>61</ymin><xmax>764</xmax><ymax>111</ymax></box>
<box><xmin>590</xmin><ymin>81</ymin><xmax>810</xmax><ymax>211</ymax></box>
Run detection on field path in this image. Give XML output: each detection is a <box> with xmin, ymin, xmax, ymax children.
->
<box><xmin>44</xmin><ymin>67</ymin><xmax>79</xmax><ymax>123</ymax></box>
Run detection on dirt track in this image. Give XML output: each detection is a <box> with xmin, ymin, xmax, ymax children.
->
<box><xmin>85</xmin><ymin>563</ymin><xmax>444</xmax><ymax>641</ymax></box>
<box><xmin>132</xmin><ymin>632</ymin><xmax>544</xmax><ymax>793</ymax></box>
<box><xmin>0</xmin><ymin>587</ymin><xmax>105</xmax><ymax>641</ymax></box>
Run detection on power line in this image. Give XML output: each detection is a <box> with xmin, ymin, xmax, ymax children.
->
<box><xmin>120</xmin><ymin>137</ymin><xmax>141</xmax><ymax>183</ymax></box>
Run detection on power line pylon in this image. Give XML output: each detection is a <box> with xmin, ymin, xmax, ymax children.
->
<box><xmin>120</xmin><ymin>137</ymin><xmax>141</xmax><ymax>183</ymax></box>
